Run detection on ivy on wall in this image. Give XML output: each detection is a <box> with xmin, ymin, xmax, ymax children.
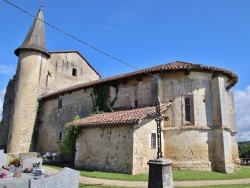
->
<box><xmin>59</xmin><ymin>115</ymin><xmax>80</xmax><ymax>159</ymax></box>
<box><xmin>90</xmin><ymin>82</ymin><xmax>119</xmax><ymax>114</ymax></box>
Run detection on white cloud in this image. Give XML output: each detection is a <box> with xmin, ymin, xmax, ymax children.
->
<box><xmin>0</xmin><ymin>64</ymin><xmax>15</xmax><ymax>75</ymax></box>
<box><xmin>0</xmin><ymin>88</ymin><xmax>6</xmax><ymax>120</ymax></box>
<box><xmin>234</xmin><ymin>86</ymin><xmax>250</xmax><ymax>142</ymax></box>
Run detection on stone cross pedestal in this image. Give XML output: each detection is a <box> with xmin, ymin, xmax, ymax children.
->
<box><xmin>148</xmin><ymin>158</ymin><xmax>173</xmax><ymax>188</ymax></box>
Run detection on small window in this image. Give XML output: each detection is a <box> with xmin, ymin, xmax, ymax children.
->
<box><xmin>183</xmin><ymin>95</ymin><xmax>194</xmax><ymax>125</ymax></box>
<box><xmin>72</xmin><ymin>68</ymin><xmax>77</xmax><ymax>76</ymax></box>
<box><xmin>151</xmin><ymin>133</ymin><xmax>156</xmax><ymax>149</ymax></box>
<box><xmin>135</xmin><ymin>100</ymin><xmax>138</xmax><ymax>107</ymax></box>
<box><xmin>57</xmin><ymin>132</ymin><xmax>62</xmax><ymax>143</ymax></box>
<box><xmin>185</xmin><ymin>97</ymin><xmax>191</xmax><ymax>121</ymax></box>
<box><xmin>59</xmin><ymin>132</ymin><xmax>62</xmax><ymax>142</ymax></box>
<box><xmin>58</xmin><ymin>99</ymin><xmax>62</xmax><ymax>109</ymax></box>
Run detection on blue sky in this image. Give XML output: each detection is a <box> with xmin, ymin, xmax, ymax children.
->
<box><xmin>0</xmin><ymin>0</ymin><xmax>250</xmax><ymax>141</ymax></box>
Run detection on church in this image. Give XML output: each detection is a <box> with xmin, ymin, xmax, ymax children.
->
<box><xmin>0</xmin><ymin>7</ymin><xmax>240</xmax><ymax>174</ymax></box>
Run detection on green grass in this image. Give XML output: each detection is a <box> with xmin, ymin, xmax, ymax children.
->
<box><xmin>78</xmin><ymin>184</ymin><xmax>250</xmax><ymax>188</ymax></box>
<box><xmin>78</xmin><ymin>170</ymin><xmax>147</xmax><ymax>181</ymax></box>
<box><xmin>173</xmin><ymin>166</ymin><xmax>250</xmax><ymax>181</ymax></box>
<box><xmin>176</xmin><ymin>185</ymin><xmax>250</xmax><ymax>188</ymax></box>
<box><xmin>44</xmin><ymin>165</ymin><xmax>250</xmax><ymax>187</ymax></box>
<box><xmin>79</xmin><ymin>184</ymin><xmax>126</xmax><ymax>188</ymax></box>
<box><xmin>44</xmin><ymin>164</ymin><xmax>250</xmax><ymax>182</ymax></box>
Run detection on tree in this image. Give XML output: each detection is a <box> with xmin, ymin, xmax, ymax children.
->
<box><xmin>238</xmin><ymin>142</ymin><xmax>250</xmax><ymax>158</ymax></box>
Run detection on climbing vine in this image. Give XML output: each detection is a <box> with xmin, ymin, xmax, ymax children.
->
<box><xmin>59</xmin><ymin>115</ymin><xmax>80</xmax><ymax>158</ymax></box>
<box><xmin>90</xmin><ymin>82</ymin><xmax>119</xmax><ymax>114</ymax></box>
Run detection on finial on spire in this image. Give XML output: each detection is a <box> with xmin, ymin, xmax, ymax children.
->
<box><xmin>40</xmin><ymin>6</ymin><xmax>43</xmax><ymax>11</ymax></box>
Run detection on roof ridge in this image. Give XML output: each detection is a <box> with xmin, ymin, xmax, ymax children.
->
<box><xmin>40</xmin><ymin>61</ymin><xmax>238</xmax><ymax>99</ymax></box>
<box><xmin>69</xmin><ymin>102</ymin><xmax>172</xmax><ymax>127</ymax></box>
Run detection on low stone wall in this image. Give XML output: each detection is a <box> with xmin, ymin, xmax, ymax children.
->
<box><xmin>75</xmin><ymin>126</ymin><xmax>134</xmax><ymax>174</ymax></box>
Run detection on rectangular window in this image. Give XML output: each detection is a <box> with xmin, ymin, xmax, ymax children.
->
<box><xmin>151</xmin><ymin>133</ymin><xmax>156</xmax><ymax>149</ymax></box>
<box><xmin>131</xmin><ymin>85</ymin><xmax>138</xmax><ymax>108</ymax></box>
<box><xmin>57</xmin><ymin>132</ymin><xmax>62</xmax><ymax>143</ymax></box>
<box><xmin>185</xmin><ymin>97</ymin><xmax>191</xmax><ymax>121</ymax></box>
<box><xmin>183</xmin><ymin>95</ymin><xmax>194</xmax><ymax>125</ymax></box>
<box><xmin>58</xmin><ymin>99</ymin><xmax>62</xmax><ymax>109</ymax></box>
<box><xmin>72</xmin><ymin>68</ymin><xmax>77</xmax><ymax>77</ymax></box>
<box><xmin>135</xmin><ymin>100</ymin><xmax>138</xmax><ymax>107</ymax></box>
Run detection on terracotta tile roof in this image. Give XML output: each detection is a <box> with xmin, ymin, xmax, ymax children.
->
<box><xmin>69</xmin><ymin>102</ymin><xmax>171</xmax><ymax>127</ymax></box>
<box><xmin>41</xmin><ymin>61</ymin><xmax>238</xmax><ymax>99</ymax></box>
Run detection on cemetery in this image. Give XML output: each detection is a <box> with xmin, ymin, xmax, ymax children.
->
<box><xmin>0</xmin><ymin>150</ymin><xmax>79</xmax><ymax>188</ymax></box>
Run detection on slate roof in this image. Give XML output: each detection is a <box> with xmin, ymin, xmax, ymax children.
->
<box><xmin>69</xmin><ymin>102</ymin><xmax>171</xmax><ymax>127</ymax></box>
<box><xmin>41</xmin><ymin>61</ymin><xmax>238</xmax><ymax>99</ymax></box>
<box><xmin>14</xmin><ymin>6</ymin><xmax>49</xmax><ymax>57</ymax></box>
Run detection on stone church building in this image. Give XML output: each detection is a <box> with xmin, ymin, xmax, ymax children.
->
<box><xmin>0</xmin><ymin>7</ymin><xmax>240</xmax><ymax>174</ymax></box>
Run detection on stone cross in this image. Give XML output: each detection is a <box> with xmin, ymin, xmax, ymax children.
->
<box><xmin>147</xmin><ymin>100</ymin><xmax>169</xmax><ymax>159</ymax></box>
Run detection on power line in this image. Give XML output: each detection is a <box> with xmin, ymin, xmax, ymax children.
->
<box><xmin>3</xmin><ymin>0</ymin><xmax>157</xmax><ymax>78</ymax></box>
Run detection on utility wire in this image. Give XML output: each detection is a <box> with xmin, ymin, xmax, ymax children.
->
<box><xmin>3</xmin><ymin>0</ymin><xmax>157</xmax><ymax>78</ymax></box>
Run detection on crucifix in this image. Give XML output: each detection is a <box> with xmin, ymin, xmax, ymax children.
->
<box><xmin>147</xmin><ymin>100</ymin><xmax>169</xmax><ymax>159</ymax></box>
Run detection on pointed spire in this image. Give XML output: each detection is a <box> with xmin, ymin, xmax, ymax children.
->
<box><xmin>14</xmin><ymin>6</ymin><xmax>49</xmax><ymax>57</ymax></box>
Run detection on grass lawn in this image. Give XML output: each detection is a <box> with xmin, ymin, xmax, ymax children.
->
<box><xmin>78</xmin><ymin>184</ymin><xmax>250</xmax><ymax>188</ymax></box>
<box><xmin>79</xmin><ymin>184</ymin><xmax>123</xmax><ymax>188</ymax></box>
<box><xmin>173</xmin><ymin>166</ymin><xmax>250</xmax><ymax>181</ymax></box>
<box><xmin>176</xmin><ymin>185</ymin><xmax>250</xmax><ymax>188</ymax></box>
<box><xmin>44</xmin><ymin>165</ymin><xmax>250</xmax><ymax>187</ymax></box>
<box><xmin>45</xmin><ymin>164</ymin><xmax>250</xmax><ymax>182</ymax></box>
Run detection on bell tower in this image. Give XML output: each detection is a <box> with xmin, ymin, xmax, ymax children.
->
<box><xmin>7</xmin><ymin>7</ymin><xmax>49</xmax><ymax>153</ymax></box>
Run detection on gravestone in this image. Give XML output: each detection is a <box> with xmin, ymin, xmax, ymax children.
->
<box><xmin>22</xmin><ymin>157</ymin><xmax>42</xmax><ymax>170</ymax></box>
<box><xmin>19</xmin><ymin>152</ymin><xmax>37</xmax><ymax>167</ymax></box>
<box><xmin>0</xmin><ymin>150</ymin><xmax>8</xmax><ymax>168</ymax></box>
<box><xmin>30</xmin><ymin>167</ymin><xmax>80</xmax><ymax>188</ymax></box>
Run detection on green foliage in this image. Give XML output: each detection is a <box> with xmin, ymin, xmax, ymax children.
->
<box><xmin>59</xmin><ymin>115</ymin><xmax>80</xmax><ymax>158</ymax></box>
<box><xmin>238</xmin><ymin>141</ymin><xmax>250</xmax><ymax>158</ymax></box>
<box><xmin>91</xmin><ymin>83</ymin><xmax>119</xmax><ymax>114</ymax></box>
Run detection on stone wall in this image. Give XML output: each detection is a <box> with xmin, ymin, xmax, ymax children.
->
<box><xmin>113</xmin><ymin>76</ymin><xmax>152</xmax><ymax>109</ymax></box>
<box><xmin>37</xmin><ymin>88</ymin><xmax>93</xmax><ymax>153</ymax></box>
<box><xmin>38</xmin><ymin>77</ymin><xmax>153</xmax><ymax>153</ymax></box>
<box><xmin>160</xmin><ymin>72</ymin><xmax>239</xmax><ymax>173</ymax></box>
<box><xmin>164</xmin><ymin>128</ymin><xmax>214</xmax><ymax>171</ymax></box>
<box><xmin>161</xmin><ymin>71</ymin><xmax>213</xmax><ymax>127</ymax></box>
<box><xmin>75</xmin><ymin>126</ymin><xmax>134</xmax><ymax>174</ymax></box>
<box><xmin>0</xmin><ymin>76</ymin><xmax>15</xmax><ymax>151</ymax></box>
<box><xmin>132</xmin><ymin>120</ymin><xmax>159</xmax><ymax>174</ymax></box>
<box><xmin>39</xmin><ymin>52</ymin><xmax>100</xmax><ymax>94</ymax></box>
